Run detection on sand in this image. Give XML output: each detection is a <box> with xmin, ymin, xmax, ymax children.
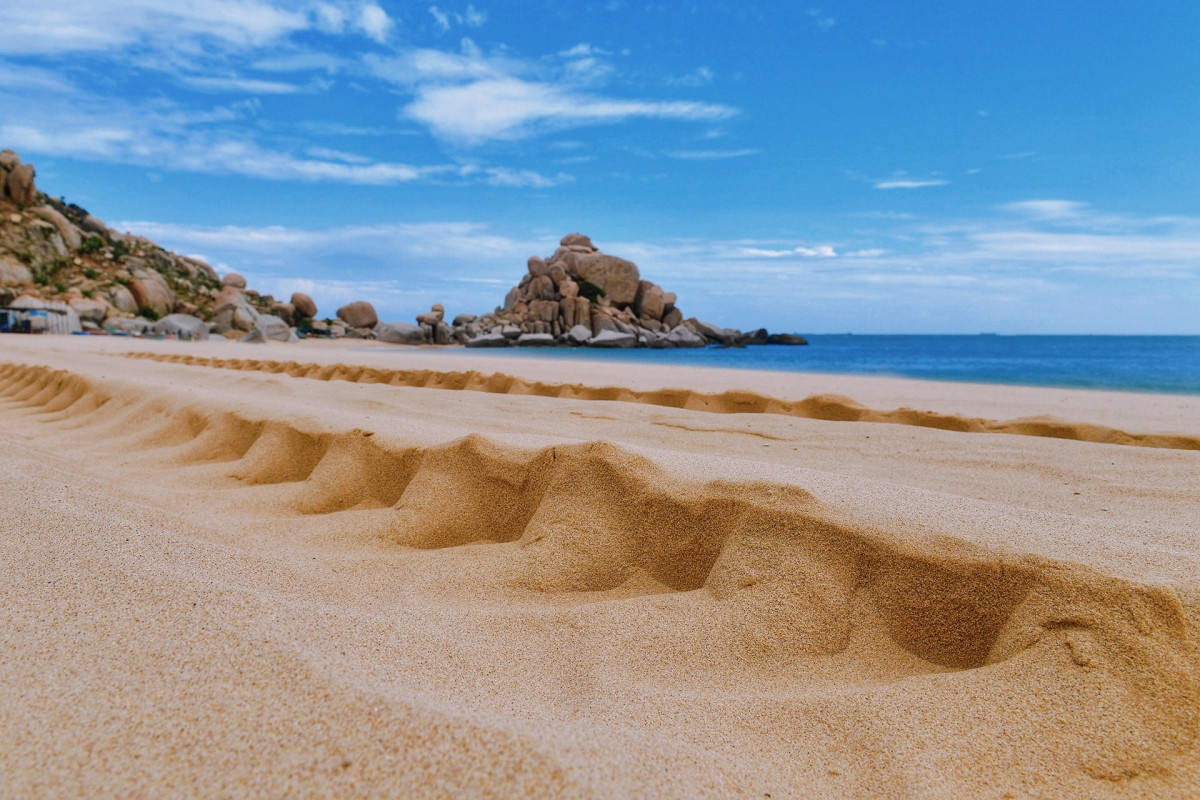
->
<box><xmin>0</xmin><ymin>335</ymin><xmax>1197</xmax><ymax>798</ymax></box>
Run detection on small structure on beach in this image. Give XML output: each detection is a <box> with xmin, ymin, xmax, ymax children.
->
<box><xmin>0</xmin><ymin>298</ymin><xmax>80</xmax><ymax>335</ymax></box>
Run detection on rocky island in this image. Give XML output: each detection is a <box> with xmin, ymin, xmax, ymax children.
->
<box><xmin>0</xmin><ymin>149</ymin><xmax>805</xmax><ymax>348</ymax></box>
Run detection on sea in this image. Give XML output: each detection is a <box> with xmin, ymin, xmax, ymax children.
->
<box><xmin>443</xmin><ymin>335</ymin><xmax>1200</xmax><ymax>395</ymax></box>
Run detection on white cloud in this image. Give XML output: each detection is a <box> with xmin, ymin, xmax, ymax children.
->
<box><xmin>0</xmin><ymin>1</ymin><xmax>393</xmax><ymax>57</ymax></box>
<box><xmin>404</xmin><ymin>76</ymin><xmax>735</xmax><ymax>143</ymax></box>
<box><xmin>479</xmin><ymin>167</ymin><xmax>574</xmax><ymax>188</ymax></box>
<box><xmin>738</xmin><ymin>245</ymin><xmax>837</xmax><ymax>258</ymax></box>
<box><xmin>1002</xmin><ymin>199</ymin><xmax>1086</xmax><ymax>220</ymax></box>
<box><xmin>666</xmin><ymin>66</ymin><xmax>715</xmax><ymax>88</ymax></box>
<box><xmin>806</xmin><ymin>8</ymin><xmax>836</xmax><ymax>30</ymax></box>
<box><xmin>874</xmin><ymin>179</ymin><xmax>949</xmax><ymax>189</ymax></box>
<box><xmin>558</xmin><ymin>44</ymin><xmax>610</xmax><ymax>59</ymax></box>
<box><xmin>0</xmin><ymin>61</ymin><xmax>77</xmax><ymax>92</ymax></box>
<box><xmin>429</xmin><ymin>4</ymin><xmax>486</xmax><ymax>32</ymax></box>
<box><xmin>429</xmin><ymin>6</ymin><xmax>451</xmax><ymax>32</ymax></box>
<box><xmin>664</xmin><ymin>148</ymin><xmax>758</xmax><ymax>160</ymax></box>
<box><xmin>355</xmin><ymin>4</ymin><xmax>393</xmax><ymax>42</ymax></box>
<box><xmin>0</xmin><ymin>99</ymin><xmax>464</xmax><ymax>186</ymax></box>
<box><xmin>175</xmin><ymin>75</ymin><xmax>305</xmax><ymax>94</ymax></box>
<box><xmin>368</xmin><ymin>37</ymin><xmax>737</xmax><ymax>144</ymax></box>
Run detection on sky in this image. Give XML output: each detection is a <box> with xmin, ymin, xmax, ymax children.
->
<box><xmin>1</xmin><ymin>1</ymin><xmax>1198</xmax><ymax>334</ymax></box>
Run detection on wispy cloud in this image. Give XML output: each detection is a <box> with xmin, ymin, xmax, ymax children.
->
<box><xmin>806</xmin><ymin>8</ymin><xmax>836</xmax><ymax>30</ymax></box>
<box><xmin>0</xmin><ymin>1</ymin><xmax>393</xmax><ymax>55</ymax></box>
<box><xmin>403</xmin><ymin>76</ymin><xmax>736</xmax><ymax>144</ymax></box>
<box><xmin>737</xmin><ymin>245</ymin><xmax>837</xmax><ymax>258</ymax></box>
<box><xmin>475</xmin><ymin>166</ymin><xmax>574</xmax><ymax>188</ymax></box>
<box><xmin>174</xmin><ymin>74</ymin><xmax>307</xmax><ymax>94</ymax></box>
<box><xmin>664</xmin><ymin>148</ymin><xmax>759</xmax><ymax>160</ymax></box>
<box><xmin>0</xmin><ymin>97</ymin><xmax>571</xmax><ymax>187</ymax></box>
<box><xmin>429</xmin><ymin>4</ymin><xmax>486</xmax><ymax>33</ymax></box>
<box><xmin>368</xmin><ymin>38</ymin><xmax>737</xmax><ymax>144</ymax></box>
<box><xmin>874</xmin><ymin>179</ymin><xmax>949</xmax><ymax>189</ymax></box>
<box><xmin>666</xmin><ymin>66</ymin><xmax>715</xmax><ymax>88</ymax></box>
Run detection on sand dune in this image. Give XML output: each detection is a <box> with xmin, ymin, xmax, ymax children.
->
<box><xmin>1</xmin><ymin>339</ymin><xmax>1198</xmax><ymax>798</ymax></box>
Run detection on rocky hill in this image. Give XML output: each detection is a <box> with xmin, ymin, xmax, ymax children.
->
<box><xmin>0</xmin><ymin>149</ymin><xmax>316</xmax><ymax>339</ymax></box>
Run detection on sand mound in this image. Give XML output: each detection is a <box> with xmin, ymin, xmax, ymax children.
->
<box><xmin>1</xmin><ymin>355</ymin><xmax>1198</xmax><ymax>797</ymax></box>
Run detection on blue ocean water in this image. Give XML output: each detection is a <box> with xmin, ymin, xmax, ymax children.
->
<box><xmin>444</xmin><ymin>335</ymin><xmax>1200</xmax><ymax>395</ymax></box>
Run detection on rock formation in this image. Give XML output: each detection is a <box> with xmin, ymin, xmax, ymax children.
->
<box><xmin>0</xmin><ymin>147</ymin><xmax>294</xmax><ymax>340</ymax></box>
<box><xmin>383</xmin><ymin>233</ymin><xmax>808</xmax><ymax>349</ymax></box>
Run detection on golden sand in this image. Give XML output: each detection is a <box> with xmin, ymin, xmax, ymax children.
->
<box><xmin>1</xmin><ymin>335</ymin><xmax>1197</xmax><ymax>798</ymax></box>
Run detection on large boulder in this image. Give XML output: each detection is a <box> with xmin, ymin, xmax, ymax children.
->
<box><xmin>337</xmin><ymin>301</ymin><xmax>377</xmax><ymax>329</ymax></box>
<box><xmin>767</xmin><ymin>333</ymin><xmax>809</xmax><ymax>345</ymax></box>
<box><xmin>588</xmin><ymin>329</ymin><xmax>636</xmax><ymax>348</ymax></box>
<box><xmin>239</xmin><ymin>327</ymin><xmax>267</xmax><ymax>344</ymax></box>
<box><xmin>375</xmin><ymin>321</ymin><xmax>424</xmax><ymax>345</ymax></box>
<box><xmin>152</xmin><ymin>313</ymin><xmax>209</xmax><ymax>339</ymax></box>
<box><xmin>79</xmin><ymin>214</ymin><xmax>108</xmax><ymax>236</ymax></box>
<box><xmin>128</xmin><ymin>270</ymin><xmax>176</xmax><ymax>317</ymax></box>
<box><xmin>290</xmin><ymin>292</ymin><xmax>317</xmax><ymax>318</ymax></box>
<box><xmin>222</xmin><ymin>272</ymin><xmax>247</xmax><ymax>289</ymax></box>
<box><xmin>107</xmin><ymin>284</ymin><xmax>138</xmax><ymax>313</ymax></box>
<box><xmin>560</xmin><ymin>232</ymin><xmax>595</xmax><ymax>251</ymax></box>
<box><xmin>268</xmin><ymin>301</ymin><xmax>295</xmax><ymax>326</ymax></box>
<box><xmin>566</xmin><ymin>324</ymin><xmax>592</xmax><ymax>344</ymax></box>
<box><xmin>68</xmin><ymin>297</ymin><xmax>109</xmax><ymax>324</ymax></box>
<box><xmin>416</xmin><ymin>303</ymin><xmax>445</xmax><ymax>325</ymax></box>
<box><xmin>34</xmin><ymin>206</ymin><xmax>82</xmax><ymax>250</ymax></box>
<box><xmin>565</xmin><ymin>252</ymin><xmax>640</xmax><ymax>306</ymax></box>
<box><xmin>516</xmin><ymin>332</ymin><xmax>555</xmax><ymax>347</ymax></box>
<box><xmin>4</xmin><ymin>163</ymin><xmax>36</xmax><ymax>206</ymax></box>
<box><xmin>178</xmin><ymin>256</ymin><xmax>218</xmax><ymax>281</ymax></box>
<box><xmin>527</xmin><ymin>256</ymin><xmax>549</xmax><ymax>277</ymax></box>
<box><xmin>255</xmin><ymin>313</ymin><xmax>291</xmax><ymax>342</ymax></box>
<box><xmin>687</xmin><ymin>318</ymin><xmax>739</xmax><ymax>346</ymax></box>
<box><xmin>665</xmin><ymin>324</ymin><xmax>707</xmax><ymax>348</ymax></box>
<box><xmin>633</xmin><ymin>280</ymin><xmax>666</xmax><ymax>322</ymax></box>
<box><xmin>211</xmin><ymin>293</ymin><xmax>259</xmax><ymax>334</ymax></box>
<box><xmin>464</xmin><ymin>332</ymin><xmax>508</xmax><ymax>348</ymax></box>
<box><xmin>0</xmin><ymin>254</ymin><xmax>33</xmax><ymax>287</ymax></box>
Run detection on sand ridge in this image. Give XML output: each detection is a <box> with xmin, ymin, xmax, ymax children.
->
<box><xmin>117</xmin><ymin>351</ymin><xmax>1200</xmax><ymax>451</ymax></box>
<box><xmin>1</xmin><ymin>347</ymin><xmax>1199</xmax><ymax>797</ymax></box>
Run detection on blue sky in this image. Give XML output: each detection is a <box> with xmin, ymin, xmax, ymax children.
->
<box><xmin>2</xmin><ymin>1</ymin><xmax>1198</xmax><ymax>333</ymax></box>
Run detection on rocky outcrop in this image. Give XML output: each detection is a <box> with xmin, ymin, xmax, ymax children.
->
<box><xmin>0</xmin><ymin>148</ymin><xmax>301</xmax><ymax>339</ymax></box>
<box><xmin>363</xmin><ymin>233</ymin><xmax>808</xmax><ymax>349</ymax></box>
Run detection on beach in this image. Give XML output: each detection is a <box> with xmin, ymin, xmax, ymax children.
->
<box><xmin>1</xmin><ymin>335</ymin><xmax>1197</xmax><ymax>798</ymax></box>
